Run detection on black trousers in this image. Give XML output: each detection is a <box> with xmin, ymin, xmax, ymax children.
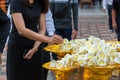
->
<box><xmin>55</xmin><ymin>28</ymin><xmax>72</xmax><ymax>41</ymax></box>
<box><xmin>107</xmin><ymin>5</ymin><xmax>113</xmax><ymax>31</ymax></box>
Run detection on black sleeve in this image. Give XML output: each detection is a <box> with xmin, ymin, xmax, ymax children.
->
<box><xmin>10</xmin><ymin>0</ymin><xmax>22</xmax><ymax>14</ymax></box>
<box><xmin>71</xmin><ymin>2</ymin><xmax>78</xmax><ymax>30</ymax></box>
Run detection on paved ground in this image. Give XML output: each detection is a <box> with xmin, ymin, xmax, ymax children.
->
<box><xmin>0</xmin><ymin>4</ymin><xmax>119</xmax><ymax>80</ymax></box>
<box><xmin>0</xmin><ymin>54</ymin><xmax>6</xmax><ymax>80</ymax></box>
<box><xmin>77</xmin><ymin>5</ymin><xmax>117</xmax><ymax>41</ymax></box>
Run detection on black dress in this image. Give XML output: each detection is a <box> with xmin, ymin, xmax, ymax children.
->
<box><xmin>7</xmin><ymin>0</ymin><xmax>43</xmax><ymax>80</ymax></box>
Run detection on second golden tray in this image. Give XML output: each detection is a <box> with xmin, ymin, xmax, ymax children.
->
<box><xmin>42</xmin><ymin>62</ymin><xmax>76</xmax><ymax>71</ymax></box>
<box><xmin>44</xmin><ymin>45</ymin><xmax>71</xmax><ymax>57</ymax></box>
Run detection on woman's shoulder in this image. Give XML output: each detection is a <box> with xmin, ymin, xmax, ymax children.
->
<box><xmin>10</xmin><ymin>0</ymin><xmax>23</xmax><ymax>13</ymax></box>
<box><xmin>10</xmin><ymin>0</ymin><xmax>25</xmax><ymax>7</ymax></box>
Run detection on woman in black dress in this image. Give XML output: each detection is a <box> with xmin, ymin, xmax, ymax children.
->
<box><xmin>7</xmin><ymin>0</ymin><xmax>63</xmax><ymax>80</ymax></box>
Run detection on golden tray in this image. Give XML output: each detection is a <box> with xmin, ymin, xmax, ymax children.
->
<box><xmin>44</xmin><ymin>45</ymin><xmax>71</xmax><ymax>57</ymax></box>
<box><xmin>42</xmin><ymin>62</ymin><xmax>77</xmax><ymax>80</ymax></box>
<box><xmin>42</xmin><ymin>62</ymin><xmax>76</xmax><ymax>71</ymax></box>
<box><xmin>85</xmin><ymin>66</ymin><xmax>115</xmax><ymax>80</ymax></box>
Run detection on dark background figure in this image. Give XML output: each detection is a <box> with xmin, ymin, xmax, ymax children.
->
<box><xmin>92</xmin><ymin>0</ymin><xmax>95</xmax><ymax>5</ymax></box>
<box><xmin>112</xmin><ymin>0</ymin><xmax>120</xmax><ymax>41</ymax></box>
<box><xmin>50</xmin><ymin>0</ymin><xmax>78</xmax><ymax>60</ymax></box>
<box><xmin>0</xmin><ymin>8</ymin><xmax>10</xmax><ymax>64</ymax></box>
<box><xmin>99</xmin><ymin>0</ymin><xmax>102</xmax><ymax>6</ymax></box>
<box><xmin>50</xmin><ymin>0</ymin><xmax>78</xmax><ymax>41</ymax></box>
<box><xmin>102</xmin><ymin>0</ymin><xmax>113</xmax><ymax>32</ymax></box>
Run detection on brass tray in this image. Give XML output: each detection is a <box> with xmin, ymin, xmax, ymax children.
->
<box><xmin>42</xmin><ymin>62</ymin><xmax>77</xmax><ymax>80</ymax></box>
<box><xmin>42</xmin><ymin>62</ymin><xmax>75</xmax><ymax>71</ymax></box>
<box><xmin>85</xmin><ymin>66</ymin><xmax>115</xmax><ymax>80</ymax></box>
<box><xmin>44</xmin><ymin>45</ymin><xmax>71</xmax><ymax>57</ymax></box>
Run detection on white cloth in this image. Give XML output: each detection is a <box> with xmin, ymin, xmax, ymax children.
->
<box><xmin>46</xmin><ymin>9</ymin><xmax>55</xmax><ymax>36</ymax></box>
<box><xmin>46</xmin><ymin>52</ymin><xmax>55</xmax><ymax>80</ymax></box>
<box><xmin>46</xmin><ymin>70</ymin><xmax>55</xmax><ymax>80</ymax></box>
<box><xmin>6</xmin><ymin>5</ymin><xmax>12</xmax><ymax>45</ymax></box>
<box><xmin>102</xmin><ymin>0</ymin><xmax>113</xmax><ymax>9</ymax></box>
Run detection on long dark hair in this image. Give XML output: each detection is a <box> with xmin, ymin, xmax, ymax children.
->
<box><xmin>40</xmin><ymin>0</ymin><xmax>49</xmax><ymax>13</ymax></box>
<box><xmin>23</xmin><ymin>0</ymin><xmax>49</xmax><ymax>13</ymax></box>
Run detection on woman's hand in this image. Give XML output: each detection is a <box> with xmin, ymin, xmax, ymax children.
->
<box><xmin>72</xmin><ymin>29</ymin><xmax>77</xmax><ymax>39</ymax></box>
<box><xmin>23</xmin><ymin>47</ymin><xmax>38</xmax><ymax>59</ymax></box>
<box><xmin>48</xmin><ymin>35</ymin><xmax>63</xmax><ymax>45</ymax></box>
<box><xmin>112</xmin><ymin>22</ymin><xmax>117</xmax><ymax>30</ymax></box>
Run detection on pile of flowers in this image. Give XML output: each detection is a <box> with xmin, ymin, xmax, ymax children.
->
<box><xmin>50</xmin><ymin>36</ymin><xmax>120</xmax><ymax>69</ymax></box>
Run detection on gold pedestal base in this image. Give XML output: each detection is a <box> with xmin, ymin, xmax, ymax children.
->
<box><xmin>83</xmin><ymin>67</ymin><xmax>91</xmax><ymax>80</ymax></box>
<box><xmin>114</xmin><ymin>65</ymin><xmax>120</xmax><ymax>77</ymax></box>
<box><xmin>85</xmin><ymin>66</ymin><xmax>115</xmax><ymax>80</ymax></box>
<box><xmin>53</xmin><ymin>69</ymin><xmax>74</xmax><ymax>80</ymax></box>
<box><xmin>43</xmin><ymin>62</ymin><xmax>76</xmax><ymax>80</ymax></box>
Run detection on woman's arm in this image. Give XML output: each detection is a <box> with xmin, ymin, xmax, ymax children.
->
<box><xmin>71</xmin><ymin>1</ymin><xmax>78</xmax><ymax>39</ymax></box>
<box><xmin>12</xmin><ymin>13</ymin><xmax>49</xmax><ymax>42</ymax></box>
<box><xmin>12</xmin><ymin>13</ymin><xmax>63</xmax><ymax>44</ymax></box>
<box><xmin>31</xmin><ymin>13</ymin><xmax>47</xmax><ymax>51</ymax></box>
<box><xmin>24</xmin><ymin>13</ymin><xmax>46</xmax><ymax>59</ymax></box>
<box><xmin>33</xmin><ymin>13</ymin><xmax>46</xmax><ymax>49</ymax></box>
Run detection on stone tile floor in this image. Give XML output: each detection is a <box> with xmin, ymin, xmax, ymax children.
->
<box><xmin>0</xmin><ymin>54</ymin><xmax>7</xmax><ymax>80</ymax></box>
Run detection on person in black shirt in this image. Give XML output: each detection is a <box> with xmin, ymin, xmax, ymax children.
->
<box><xmin>112</xmin><ymin>0</ymin><xmax>120</xmax><ymax>41</ymax></box>
<box><xmin>0</xmin><ymin>8</ymin><xmax>10</xmax><ymax>64</ymax></box>
<box><xmin>50</xmin><ymin>0</ymin><xmax>78</xmax><ymax>41</ymax></box>
<box><xmin>50</xmin><ymin>0</ymin><xmax>78</xmax><ymax>60</ymax></box>
<box><xmin>7</xmin><ymin>0</ymin><xmax>63</xmax><ymax>80</ymax></box>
